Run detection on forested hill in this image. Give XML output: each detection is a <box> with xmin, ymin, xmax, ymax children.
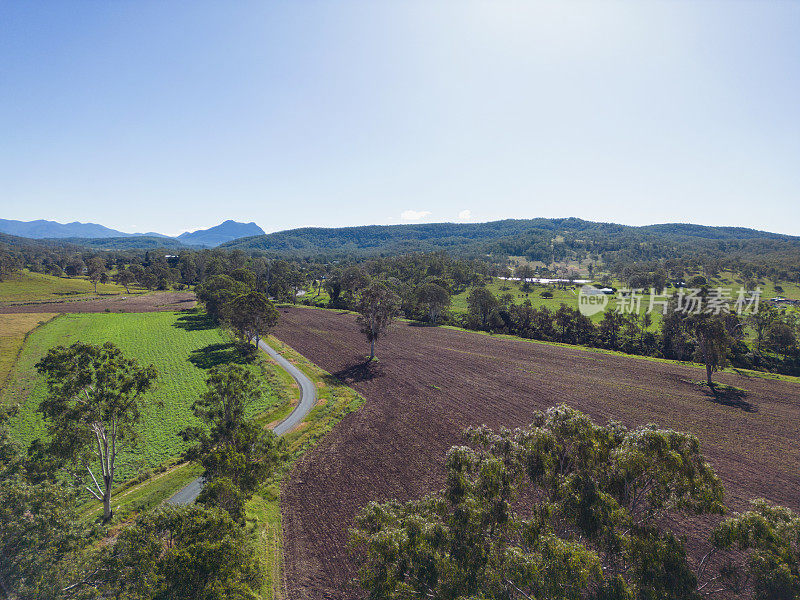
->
<box><xmin>220</xmin><ymin>218</ymin><xmax>800</xmax><ymax>265</ymax></box>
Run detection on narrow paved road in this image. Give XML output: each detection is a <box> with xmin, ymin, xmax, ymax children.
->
<box><xmin>168</xmin><ymin>337</ymin><xmax>316</xmax><ymax>505</ymax></box>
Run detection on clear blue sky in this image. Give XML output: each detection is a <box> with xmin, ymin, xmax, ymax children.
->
<box><xmin>1</xmin><ymin>1</ymin><xmax>798</xmax><ymax>236</ymax></box>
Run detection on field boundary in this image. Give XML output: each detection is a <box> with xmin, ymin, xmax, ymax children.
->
<box><xmin>0</xmin><ymin>313</ymin><xmax>60</xmax><ymax>397</ymax></box>
<box><xmin>280</xmin><ymin>303</ymin><xmax>800</xmax><ymax>384</ymax></box>
<box><xmin>254</xmin><ymin>334</ymin><xmax>366</xmax><ymax>600</ymax></box>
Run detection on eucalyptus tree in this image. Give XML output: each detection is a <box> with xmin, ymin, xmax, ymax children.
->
<box><xmin>113</xmin><ymin>267</ymin><xmax>135</xmax><ymax>293</ymax></box>
<box><xmin>351</xmin><ymin>405</ymin><xmax>725</xmax><ymax>600</ymax></box>
<box><xmin>415</xmin><ymin>282</ymin><xmax>450</xmax><ymax>324</ymax></box>
<box><xmin>35</xmin><ymin>342</ymin><xmax>157</xmax><ymax>522</ymax></box>
<box><xmin>356</xmin><ymin>281</ymin><xmax>400</xmax><ymax>360</ymax></box>
<box><xmin>181</xmin><ymin>364</ymin><xmax>282</xmax><ymax>521</ymax></box>
<box><xmin>466</xmin><ymin>286</ymin><xmax>499</xmax><ymax>329</ymax></box>
<box><xmin>689</xmin><ymin>312</ymin><xmax>730</xmax><ymax>387</ymax></box>
<box><xmin>224</xmin><ymin>290</ymin><xmax>278</xmax><ymax>346</ymax></box>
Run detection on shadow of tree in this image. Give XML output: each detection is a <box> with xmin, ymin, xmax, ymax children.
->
<box><xmin>702</xmin><ymin>384</ymin><xmax>758</xmax><ymax>413</ymax></box>
<box><xmin>174</xmin><ymin>310</ymin><xmax>216</xmax><ymax>331</ymax></box>
<box><xmin>330</xmin><ymin>360</ymin><xmax>383</xmax><ymax>384</ymax></box>
<box><xmin>189</xmin><ymin>342</ymin><xmax>256</xmax><ymax>370</ymax></box>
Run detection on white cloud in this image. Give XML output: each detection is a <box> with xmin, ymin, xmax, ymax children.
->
<box><xmin>457</xmin><ymin>209</ymin><xmax>473</xmax><ymax>221</ymax></box>
<box><xmin>400</xmin><ymin>209</ymin><xmax>432</xmax><ymax>221</ymax></box>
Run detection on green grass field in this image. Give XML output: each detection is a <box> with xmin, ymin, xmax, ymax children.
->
<box><xmin>2</xmin><ymin>310</ymin><xmax>284</xmax><ymax>484</ymax></box>
<box><xmin>451</xmin><ymin>279</ymin><xmax>589</xmax><ymax>313</ymax></box>
<box><xmin>78</xmin><ymin>331</ymin><xmax>366</xmax><ymax>600</ymax></box>
<box><xmin>0</xmin><ymin>269</ymin><xmax>144</xmax><ymax>303</ymax></box>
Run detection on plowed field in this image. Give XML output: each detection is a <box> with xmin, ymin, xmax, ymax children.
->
<box><xmin>272</xmin><ymin>307</ymin><xmax>800</xmax><ymax>600</ymax></box>
<box><xmin>0</xmin><ymin>291</ymin><xmax>196</xmax><ymax>313</ymax></box>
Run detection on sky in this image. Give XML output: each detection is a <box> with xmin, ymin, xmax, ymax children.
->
<box><xmin>1</xmin><ymin>1</ymin><xmax>799</xmax><ymax>237</ymax></box>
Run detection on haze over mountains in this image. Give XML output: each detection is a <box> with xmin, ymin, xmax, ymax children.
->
<box><xmin>0</xmin><ymin>219</ymin><xmax>265</xmax><ymax>248</ymax></box>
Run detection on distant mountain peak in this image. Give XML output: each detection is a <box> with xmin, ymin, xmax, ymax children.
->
<box><xmin>177</xmin><ymin>220</ymin><xmax>265</xmax><ymax>247</ymax></box>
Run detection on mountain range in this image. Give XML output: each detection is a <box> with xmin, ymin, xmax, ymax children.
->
<box><xmin>2</xmin><ymin>217</ymin><xmax>799</xmax><ymax>270</ymax></box>
<box><xmin>0</xmin><ymin>219</ymin><xmax>264</xmax><ymax>248</ymax></box>
<box><xmin>218</xmin><ymin>217</ymin><xmax>800</xmax><ymax>259</ymax></box>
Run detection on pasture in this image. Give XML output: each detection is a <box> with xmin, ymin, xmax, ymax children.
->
<box><xmin>2</xmin><ymin>310</ymin><xmax>283</xmax><ymax>484</ymax></box>
<box><xmin>0</xmin><ymin>269</ymin><xmax>138</xmax><ymax>303</ymax></box>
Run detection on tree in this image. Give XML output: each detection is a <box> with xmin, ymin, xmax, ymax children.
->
<box><xmin>114</xmin><ymin>267</ymin><xmax>135</xmax><ymax>293</ymax></box>
<box><xmin>415</xmin><ymin>282</ymin><xmax>450</xmax><ymax>324</ymax></box>
<box><xmin>747</xmin><ymin>305</ymin><xmax>778</xmax><ymax>356</ymax></box>
<box><xmin>516</xmin><ymin>263</ymin><xmax>535</xmax><ymax>283</ymax></box>
<box><xmin>87</xmin><ymin>257</ymin><xmax>106</xmax><ymax>293</ymax></box>
<box><xmin>230</xmin><ymin>267</ymin><xmax>257</xmax><ymax>289</ymax></box>
<box><xmin>181</xmin><ymin>365</ymin><xmax>282</xmax><ymax>520</ymax></box>
<box><xmin>688</xmin><ymin>313</ymin><xmax>730</xmax><ymax>386</ymax></box>
<box><xmin>767</xmin><ymin>321</ymin><xmax>797</xmax><ymax>360</ymax></box>
<box><xmin>224</xmin><ymin>290</ymin><xmax>279</xmax><ymax>346</ymax></box>
<box><xmin>711</xmin><ymin>499</ymin><xmax>800</xmax><ymax>600</ymax></box>
<box><xmin>509</xmin><ymin>299</ymin><xmax>535</xmax><ymax>336</ymax></box>
<box><xmin>466</xmin><ymin>287</ymin><xmax>499</xmax><ymax>329</ymax></box>
<box><xmin>324</xmin><ymin>270</ymin><xmax>343</xmax><ymax>305</ymax></box>
<box><xmin>0</xmin><ymin>471</ymin><xmax>90</xmax><ymax>599</ymax></box>
<box><xmin>98</xmin><ymin>504</ymin><xmax>263</xmax><ymax>600</ymax></box>
<box><xmin>356</xmin><ymin>281</ymin><xmax>399</xmax><ymax>360</ymax></box>
<box><xmin>178</xmin><ymin>253</ymin><xmax>198</xmax><ymax>285</ymax></box>
<box><xmin>64</xmin><ymin>256</ymin><xmax>85</xmax><ymax>278</ymax></box>
<box><xmin>350</xmin><ymin>405</ymin><xmax>724</xmax><ymax>600</ymax></box>
<box><xmin>0</xmin><ymin>250</ymin><xmax>19</xmax><ymax>282</ymax></box>
<box><xmin>35</xmin><ymin>342</ymin><xmax>157</xmax><ymax>522</ymax></box>
<box><xmin>195</xmin><ymin>274</ymin><xmax>248</xmax><ymax>320</ymax></box>
<box><xmin>0</xmin><ymin>407</ymin><xmax>94</xmax><ymax>599</ymax></box>
<box><xmin>266</xmin><ymin>260</ymin><xmax>300</xmax><ymax>302</ymax></box>
<box><xmin>598</xmin><ymin>309</ymin><xmax>625</xmax><ymax>350</ymax></box>
<box><xmin>341</xmin><ymin>265</ymin><xmax>370</xmax><ymax>307</ymax></box>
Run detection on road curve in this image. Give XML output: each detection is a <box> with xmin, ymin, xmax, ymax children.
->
<box><xmin>168</xmin><ymin>337</ymin><xmax>317</xmax><ymax>505</ymax></box>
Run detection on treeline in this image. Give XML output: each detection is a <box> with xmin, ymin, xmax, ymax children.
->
<box><xmin>273</xmin><ymin>253</ymin><xmax>799</xmax><ymax>378</ymax></box>
<box><xmin>453</xmin><ymin>288</ymin><xmax>799</xmax><ymax>375</ymax></box>
<box><xmin>4</xmin><ymin>217</ymin><xmax>800</xmax><ymax>294</ymax></box>
<box><xmin>185</xmin><ymin>251</ymin><xmax>799</xmax><ymax>377</ymax></box>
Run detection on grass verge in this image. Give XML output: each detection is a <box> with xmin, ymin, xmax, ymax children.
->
<box><xmin>247</xmin><ymin>335</ymin><xmax>365</xmax><ymax>600</ymax></box>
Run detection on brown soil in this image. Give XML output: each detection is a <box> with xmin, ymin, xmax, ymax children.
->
<box><xmin>0</xmin><ymin>292</ymin><xmax>196</xmax><ymax>314</ymax></box>
<box><xmin>271</xmin><ymin>307</ymin><xmax>800</xmax><ymax>600</ymax></box>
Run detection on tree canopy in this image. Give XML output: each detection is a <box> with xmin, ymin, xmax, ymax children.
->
<box><xmin>356</xmin><ymin>281</ymin><xmax>400</xmax><ymax>360</ymax></box>
<box><xmin>34</xmin><ymin>342</ymin><xmax>157</xmax><ymax>522</ymax></box>
<box><xmin>350</xmin><ymin>405</ymin><xmax>726</xmax><ymax>600</ymax></box>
